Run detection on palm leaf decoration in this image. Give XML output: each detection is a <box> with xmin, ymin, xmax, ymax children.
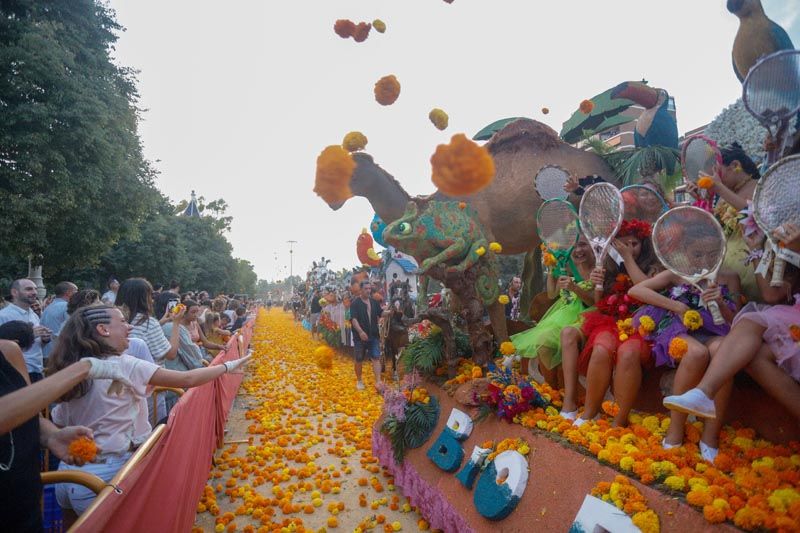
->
<box><xmin>401</xmin><ymin>335</ymin><xmax>443</xmax><ymax>373</ymax></box>
<box><xmin>381</xmin><ymin>396</ymin><xmax>440</xmax><ymax>464</ymax></box>
<box><xmin>615</xmin><ymin>145</ymin><xmax>680</xmax><ymax>186</ymax></box>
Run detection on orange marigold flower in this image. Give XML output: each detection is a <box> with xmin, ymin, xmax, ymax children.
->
<box><xmin>579</xmin><ymin>99</ymin><xmax>595</xmax><ymax>114</ymax></box>
<box><xmin>703</xmin><ymin>504</ymin><xmax>726</xmax><ymax>523</ymax></box>
<box><xmin>374</xmin><ymin>75</ymin><xmax>401</xmax><ymax>106</ymax></box>
<box><xmin>373</xmin><ymin>19</ymin><xmax>386</xmax><ymax>33</ymax></box>
<box><xmin>697</xmin><ymin>176</ymin><xmax>715</xmax><ymax>189</ymax></box>
<box><xmin>541</xmin><ymin>107</ymin><xmax>549</xmax><ymax>115</ymax></box>
<box><xmin>67</xmin><ymin>436</ymin><xmax>98</xmax><ymax>463</ymax></box>
<box><xmin>342</xmin><ymin>131</ymin><xmax>368</xmax><ymax>152</ymax></box>
<box><xmin>789</xmin><ymin>324</ymin><xmax>800</xmax><ymax>342</ymax></box>
<box><xmin>353</xmin><ymin>22</ymin><xmax>371</xmax><ymax>43</ymax></box>
<box><xmin>314</xmin><ymin>145</ymin><xmax>354</xmax><ymax>204</ymax></box>
<box><xmin>333</xmin><ymin>19</ymin><xmax>355</xmax><ymax>39</ymax></box>
<box><xmin>668</xmin><ymin>337</ymin><xmax>688</xmax><ymax>361</ymax></box>
<box><xmin>429</xmin><ymin>108</ymin><xmax>449</xmax><ymax>130</ymax></box>
<box><xmin>499</xmin><ymin>341</ymin><xmax>516</xmax><ymax>356</ymax></box>
<box><xmin>430</xmin><ymin>134</ymin><xmax>495</xmax><ymax>196</ymax></box>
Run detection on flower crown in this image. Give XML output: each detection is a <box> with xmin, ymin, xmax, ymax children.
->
<box><xmin>618</xmin><ymin>219</ymin><xmax>651</xmax><ymax>239</ymax></box>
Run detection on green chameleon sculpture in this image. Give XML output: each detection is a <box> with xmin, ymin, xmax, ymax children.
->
<box><xmin>383</xmin><ymin>200</ymin><xmax>502</xmax><ymax>364</ymax></box>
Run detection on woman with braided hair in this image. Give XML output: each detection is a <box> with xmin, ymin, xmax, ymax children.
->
<box><xmin>46</xmin><ymin>304</ymin><xmax>250</xmax><ymax>516</ymax></box>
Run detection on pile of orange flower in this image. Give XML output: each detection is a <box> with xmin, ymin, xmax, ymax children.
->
<box><xmin>591</xmin><ymin>476</ymin><xmax>660</xmax><ymax>533</ymax></box>
<box><xmin>441</xmin><ymin>357</ymin><xmax>800</xmax><ymax>530</ymax></box>
<box><xmin>193</xmin><ymin>309</ymin><xmax>430</xmax><ymax>532</ymax></box>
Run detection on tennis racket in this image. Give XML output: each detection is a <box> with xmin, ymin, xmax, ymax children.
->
<box><xmin>681</xmin><ymin>135</ymin><xmax>721</xmax><ymax>204</ymax></box>
<box><xmin>533</xmin><ymin>165</ymin><xmax>570</xmax><ymax>201</ymax></box>
<box><xmin>620</xmin><ymin>184</ymin><xmax>668</xmax><ymax>224</ymax></box>
<box><xmin>652</xmin><ymin>206</ymin><xmax>727</xmax><ymax>325</ymax></box>
<box><xmin>579</xmin><ymin>183</ymin><xmax>623</xmax><ymax>272</ymax></box>
<box><xmin>536</xmin><ymin>199</ymin><xmax>580</xmax><ymax>278</ymax></box>
<box><xmin>752</xmin><ymin>155</ymin><xmax>800</xmax><ymax>286</ymax></box>
<box><xmin>743</xmin><ymin>49</ymin><xmax>800</xmax><ymax>165</ymax></box>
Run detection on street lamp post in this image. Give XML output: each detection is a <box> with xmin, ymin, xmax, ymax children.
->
<box><xmin>287</xmin><ymin>240</ymin><xmax>297</xmax><ymax>293</ymax></box>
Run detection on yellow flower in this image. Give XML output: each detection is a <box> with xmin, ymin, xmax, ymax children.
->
<box><xmin>498</xmin><ymin>294</ymin><xmax>510</xmax><ymax>305</ymax></box>
<box><xmin>620</xmin><ymin>456</ymin><xmax>635</xmax><ymax>471</ymax></box>
<box><xmin>428</xmin><ymin>108</ymin><xmax>449</xmax><ymax>131</ymax></box>
<box><xmin>489</xmin><ymin>242</ymin><xmax>502</xmax><ymax>253</ymax></box>
<box><xmin>632</xmin><ymin>509</ymin><xmax>660</xmax><ymax>533</ymax></box>
<box><xmin>638</xmin><ymin>315</ymin><xmax>656</xmax><ymax>335</ymax></box>
<box><xmin>342</xmin><ymin>131</ymin><xmax>368</xmax><ymax>152</ymax></box>
<box><xmin>372</xmin><ymin>19</ymin><xmax>386</xmax><ymax>33</ymax></box>
<box><xmin>768</xmin><ymin>488</ymin><xmax>800</xmax><ymax>513</ymax></box>
<box><xmin>664</xmin><ymin>475</ymin><xmax>685</xmax><ymax>491</ymax></box>
<box><xmin>682</xmin><ymin>310</ymin><xmax>703</xmax><ymax>331</ymax></box>
<box><xmin>314</xmin><ymin>145</ymin><xmax>355</xmax><ymax>204</ymax></box>
<box><xmin>499</xmin><ymin>341</ymin><xmax>516</xmax><ymax>355</ymax></box>
<box><xmin>430</xmin><ymin>134</ymin><xmax>495</xmax><ymax>196</ymax></box>
<box><xmin>475</xmin><ymin>246</ymin><xmax>486</xmax><ymax>257</ymax></box>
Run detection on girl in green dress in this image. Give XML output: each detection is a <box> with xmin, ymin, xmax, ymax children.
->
<box><xmin>511</xmin><ymin>235</ymin><xmax>603</xmax><ymax>375</ymax></box>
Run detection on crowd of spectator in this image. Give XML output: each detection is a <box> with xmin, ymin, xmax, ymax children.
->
<box><xmin>0</xmin><ymin>276</ymin><xmax>255</xmax><ymax>529</ymax></box>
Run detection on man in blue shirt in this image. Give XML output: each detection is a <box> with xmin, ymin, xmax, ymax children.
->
<box><xmin>40</xmin><ymin>281</ymin><xmax>78</xmax><ymax>359</ymax></box>
<box><xmin>0</xmin><ymin>279</ymin><xmax>51</xmax><ymax>381</ymax></box>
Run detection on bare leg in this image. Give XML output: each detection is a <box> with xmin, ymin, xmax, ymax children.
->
<box><xmin>580</xmin><ymin>343</ymin><xmax>613</xmax><ymax>421</ymax></box>
<box><xmin>746</xmin><ymin>345</ymin><xmax>800</xmax><ymax>420</ymax></box>
<box><xmin>355</xmin><ymin>361</ymin><xmax>363</xmax><ymax>382</ymax></box>
<box><xmin>560</xmin><ymin>327</ymin><xmax>582</xmax><ymax>413</ymax></box>
<box><xmin>696</xmin><ymin>319</ymin><xmax>765</xmax><ymax>397</ymax></box>
<box><xmin>372</xmin><ymin>358</ymin><xmax>383</xmax><ymax>390</ymax></box>
<box><xmin>701</xmin><ymin>339</ymin><xmax>732</xmax><ymax>449</ymax></box>
<box><xmin>664</xmin><ymin>336</ymin><xmax>709</xmax><ymax>445</ymax></box>
<box><xmin>520</xmin><ymin>358</ymin><xmax>530</xmax><ymax>376</ymax></box>
<box><xmin>612</xmin><ymin>339</ymin><xmax>645</xmax><ymax>427</ymax></box>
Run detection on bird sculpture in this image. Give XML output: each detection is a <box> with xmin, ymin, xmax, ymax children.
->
<box><xmin>369</xmin><ymin>213</ymin><xmax>387</xmax><ymax>247</ymax></box>
<box><xmin>610</xmin><ymin>81</ymin><xmax>679</xmax><ymax>150</ymax></box>
<box><xmin>356</xmin><ymin>228</ymin><xmax>382</xmax><ymax>267</ymax></box>
<box><xmin>728</xmin><ymin>0</ymin><xmax>794</xmax><ymax>82</ymax></box>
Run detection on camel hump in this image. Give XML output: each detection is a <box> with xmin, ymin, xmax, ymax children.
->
<box><xmin>485</xmin><ymin>118</ymin><xmax>562</xmax><ymax>154</ymax></box>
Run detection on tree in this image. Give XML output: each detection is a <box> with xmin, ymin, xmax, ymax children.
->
<box><xmin>0</xmin><ymin>1</ymin><xmax>158</xmax><ymax>273</ymax></box>
<box><xmin>174</xmin><ymin>195</ymin><xmax>233</xmax><ymax>233</ymax></box>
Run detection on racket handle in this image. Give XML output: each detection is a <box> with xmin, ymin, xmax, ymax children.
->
<box><xmin>771</xmin><ymin>256</ymin><xmax>787</xmax><ymax>287</ymax></box>
<box><xmin>707</xmin><ymin>300</ymin><xmax>725</xmax><ymax>326</ymax></box>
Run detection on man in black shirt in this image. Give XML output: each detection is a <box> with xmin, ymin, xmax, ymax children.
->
<box><xmin>349</xmin><ymin>280</ymin><xmax>383</xmax><ymax>391</ymax></box>
<box><xmin>310</xmin><ymin>290</ymin><xmax>322</xmax><ymax>340</ymax></box>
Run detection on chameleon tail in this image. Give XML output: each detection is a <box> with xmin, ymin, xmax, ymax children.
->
<box><xmin>476</xmin><ymin>272</ymin><xmax>500</xmax><ymax>307</ymax></box>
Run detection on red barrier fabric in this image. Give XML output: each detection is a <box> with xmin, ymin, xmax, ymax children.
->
<box><xmin>74</xmin><ymin>322</ymin><xmax>253</xmax><ymax>532</ymax></box>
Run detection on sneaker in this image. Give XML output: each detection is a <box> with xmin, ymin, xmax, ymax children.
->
<box><xmin>663</xmin><ymin>388</ymin><xmax>716</xmax><ymax>419</ymax></box>
<box><xmin>573</xmin><ymin>417</ymin><xmax>587</xmax><ymax>427</ymax></box>
<box><xmin>700</xmin><ymin>441</ymin><xmax>719</xmax><ymax>463</ymax></box>
<box><xmin>356</xmin><ymin>381</ymin><xmax>365</xmax><ymax>390</ymax></box>
<box><xmin>392</xmin><ymin>372</ymin><xmax>399</xmax><ymax>382</ymax></box>
<box><xmin>560</xmin><ymin>410</ymin><xmax>578</xmax><ymax>421</ymax></box>
<box><xmin>661</xmin><ymin>438</ymin><xmax>680</xmax><ymax>450</ymax></box>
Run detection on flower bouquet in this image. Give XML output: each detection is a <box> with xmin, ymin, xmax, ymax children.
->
<box><xmin>380</xmin><ymin>371</ymin><xmax>440</xmax><ymax>464</ymax></box>
<box><xmin>479</xmin><ymin>364</ymin><xmax>547</xmax><ymax>423</ymax></box>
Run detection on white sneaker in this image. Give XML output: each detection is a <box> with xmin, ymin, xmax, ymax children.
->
<box><xmin>700</xmin><ymin>441</ymin><xmax>719</xmax><ymax>463</ymax></box>
<box><xmin>560</xmin><ymin>410</ymin><xmax>578</xmax><ymax>421</ymax></box>
<box><xmin>573</xmin><ymin>417</ymin><xmax>587</xmax><ymax>427</ymax></box>
<box><xmin>356</xmin><ymin>381</ymin><xmax>365</xmax><ymax>390</ymax></box>
<box><xmin>663</xmin><ymin>388</ymin><xmax>716</xmax><ymax>419</ymax></box>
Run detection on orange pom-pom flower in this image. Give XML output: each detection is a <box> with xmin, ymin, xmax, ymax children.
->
<box><xmin>697</xmin><ymin>176</ymin><xmax>715</xmax><ymax>189</ymax></box>
<box><xmin>430</xmin><ymin>133</ymin><xmax>495</xmax><ymax>196</ymax></box>
<box><xmin>374</xmin><ymin>75</ymin><xmax>401</xmax><ymax>106</ymax></box>
<box><xmin>579</xmin><ymin>99</ymin><xmax>595</xmax><ymax>114</ymax></box>
<box><xmin>668</xmin><ymin>337</ymin><xmax>688</xmax><ymax>361</ymax></box>
<box><xmin>353</xmin><ymin>22</ymin><xmax>371</xmax><ymax>42</ymax></box>
<box><xmin>428</xmin><ymin>108</ymin><xmax>449</xmax><ymax>130</ymax></box>
<box><xmin>68</xmin><ymin>436</ymin><xmax>98</xmax><ymax>463</ymax></box>
<box><xmin>541</xmin><ymin>107</ymin><xmax>549</xmax><ymax>115</ymax></box>
<box><xmin>333</xmin><ymin>19</ymin><xmax>355</xmax><ymax>39</ymax></box>
<box><xmin>314</xmin><ymin>145</ymin><xmax>355</xmax><ymax>204</ymax></box>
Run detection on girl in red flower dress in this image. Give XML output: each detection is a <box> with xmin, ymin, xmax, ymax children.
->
<box><xmin>560</xmin><ymin>220</ymin><xmax>661</xmax><ymax>425</ymax></box>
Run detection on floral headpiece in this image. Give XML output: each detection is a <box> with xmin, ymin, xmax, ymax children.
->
<box><xmin>618</xmin><ymin>219</ymin><xmax>651</xmax><ymax>239</ymax></box>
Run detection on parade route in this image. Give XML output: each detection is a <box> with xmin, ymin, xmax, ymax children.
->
<box><xmin>194</xmin><ymin>309</ymin><xmax>426</xmax><ymax>533</ymax></box>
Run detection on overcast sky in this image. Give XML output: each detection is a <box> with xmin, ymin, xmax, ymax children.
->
<box><xmin>109</xmin><ymin>1</ymin><xmax>800</xmax><ymax>281</ymax></box>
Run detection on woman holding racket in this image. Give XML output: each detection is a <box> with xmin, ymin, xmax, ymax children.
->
<box><xmin>510</xmin><ymin>235</ymin><xmax>602</xmax><ymax>379</ymax></box>
<box><xmin>563</xmin><ymin>220</ymin><xmax>660</xmax><ymax>425</ymax></box>
<box><xmin>626</xmin><ymin>223</ymin><xmax>741</xmax><ymax>458</ymax></box>
<box><xmin>664</xmin><ymin>224</ymin><xmax>800</xmax><ymax>458</ymax></box>
<box><xmin>687</xmin><ymin>142</ymin><xmax>761</xmax><ymax>302</ymax></box>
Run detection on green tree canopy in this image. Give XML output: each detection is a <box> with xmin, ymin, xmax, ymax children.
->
<box><xmin>0</xmin><ymin>1</ymin><xmax>158</xmax><ymax>272</ymax></box>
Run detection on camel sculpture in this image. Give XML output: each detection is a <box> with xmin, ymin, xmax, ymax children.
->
<box><xmin>323</xmin><ymin>119</ymin><xmax>618</xmax><ymax>323</ymax></box>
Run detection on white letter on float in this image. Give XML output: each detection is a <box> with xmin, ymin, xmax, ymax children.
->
<box><xmin>446</xmin><ymin>408</ymin><xmax>473</xmax><ymax>438</ymax></box>
<box><xmin>473</xmin><ymin>450</ymin><xmax>529</xmax><ymax>520</ymax></box>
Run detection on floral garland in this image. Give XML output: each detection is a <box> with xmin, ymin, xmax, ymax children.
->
<box><xmin>484</xmin><ymin>437</ymin><xmax>531</xmax><ymax>463</ymax></box>
<box><xmin>480</xmin><ymin>364</ymin><xmax>548</xmax><ymax>423</ymax></box>
<box><xmin>618</xmin><ymin>219</ymin><xmax>652</xmax><ymax>240</ymax></box>
<box><xmin>591</xmin><ymin>476</ymin><xmax>660</xmax><ymax>532</ymax></box>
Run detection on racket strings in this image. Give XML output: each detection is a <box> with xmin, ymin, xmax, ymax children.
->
<box><xmin>754</xmin><ymin>157</ymin><xmax>800</xmax><ymax>231</ymax></box>
<box><xmin>534</xmin><ymin>166</ymin><xmax>570</xmax><ymax>201</ymax></box>
<box><xmin>744</xmin><ymin>51</ymin><xmax>800</xmax><ymax>122</ymax></box>
<box><xmin>653</xmin><ymin>208</ymin><xmax>725</xmax><ymax>278</ymax></box>
<box><xmin>537</xmin><ymin>201</ymin><xmax>579</xmax><ymax>249</ymax></box>
<box><xmin>682</xmin><ymin>137</ymin><xmax>718</xmax><ymax>182</ymax></box>
<box><xmin>579</xmin><ymin>184</ymin><xmax>623</xmax><ymax>241</ymax></box>
<box><xmin>621</xmin><ymin>185</ymin><xmax>667</xmax><ymax>224</ymax></box>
